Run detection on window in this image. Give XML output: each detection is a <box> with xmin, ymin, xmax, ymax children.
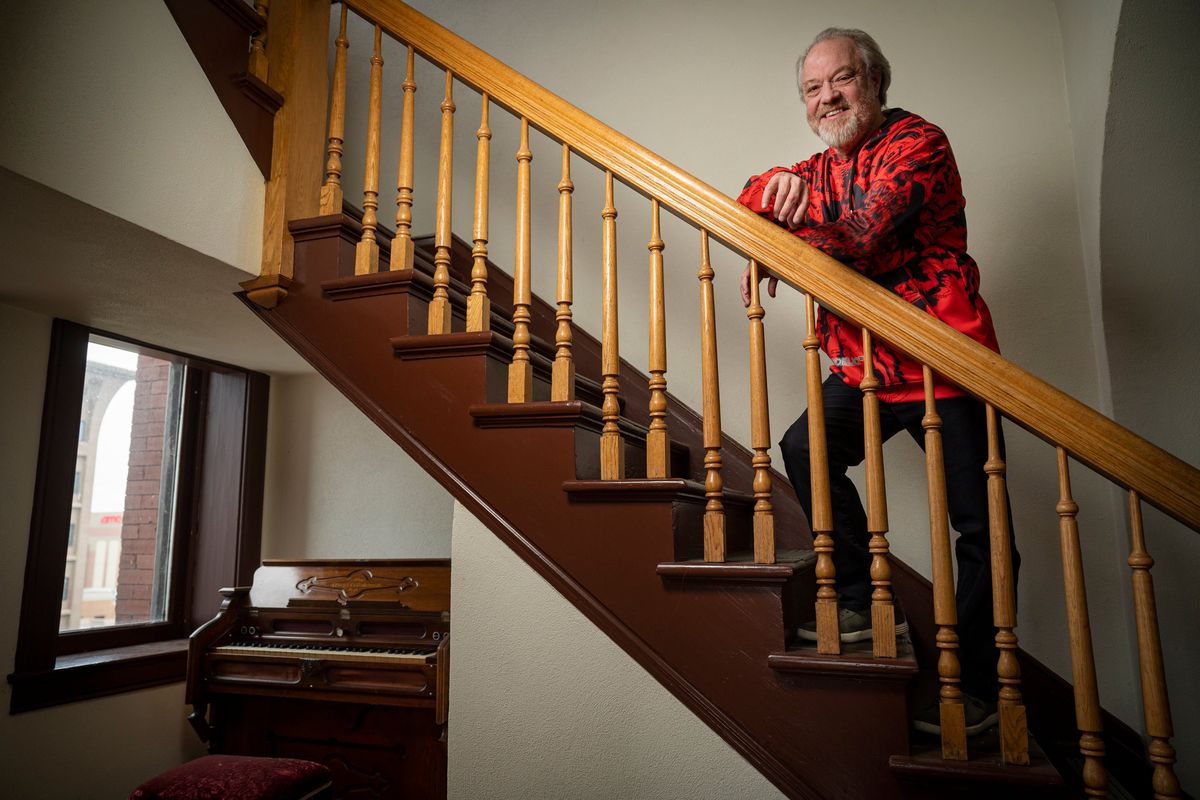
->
<box><xmin>59</xmin><ymin>341</ymin><xmax>185</xmax><ymax>633</ymax></box>
<box><xmin>9</xmin><ymin>320</ymin><xmax>269</xmax><ymax>713</ymax></box>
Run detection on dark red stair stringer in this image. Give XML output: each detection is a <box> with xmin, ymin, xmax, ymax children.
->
<box><xmin>238</xmin><ymin>213</ymin><xmax>929</xmax><ymax>800</ymax></box>
<box><xmin>237</xmin><ymin>211</ymin><xmax>1131</xmax><ymax>798</ymax></box>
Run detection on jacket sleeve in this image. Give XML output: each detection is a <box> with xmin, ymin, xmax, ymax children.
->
<box><xmin>794</xmin><ymin>127</ymin><xmax>954</xmax><ymax>270</ymax></box>
<box><xmin>736</xmin><ymin>162</ymin><xmax>814</xmax><ymax>222</ymax></box>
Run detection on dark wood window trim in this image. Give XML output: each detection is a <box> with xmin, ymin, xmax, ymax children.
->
<box><xmin>7</xmin><ymin>320</ymin><xmax>268</xmax><ymax>713</ymax></box>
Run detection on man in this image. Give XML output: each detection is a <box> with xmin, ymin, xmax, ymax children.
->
<box><xmin>737</xmin><ymin>28</ymin><xmax>1016</xmax><ymax>736</ymax></box>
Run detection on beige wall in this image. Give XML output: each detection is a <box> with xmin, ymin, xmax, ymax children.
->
<box><xmin>0</xmin><ymin>684</ymin><xmax>205</xmax><ymax>800</ymax></box>
<box><xmin>0</xmin><ymin>0</ymin><xmax>263</xmax><ymax>275</ymax></box>
<box><xmin>1099</xmin><ymin>0</ymin><xmax>1200</xmax><ymax>786</ymax></box>
<box><xmin>0</xmin><ymin>303</ymin><xmax>205</xmax><ymax>799</ymax></box>
<box><xmin>447</xmin><ymin>502</ymin><xmax>786</xmax><ymax>800</ymax></box>
<box><xmin>262</xmin><ymin>373</ymin><xmax>454</xmax><ymax>559</ymax></box>
<box><xmin>1053</xmin><ymin>0</ymin><xmax>1122</xmax><ymax>416</ymax></box>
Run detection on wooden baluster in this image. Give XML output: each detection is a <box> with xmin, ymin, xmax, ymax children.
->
<box><xmin>645</xmin><ymin>199</ymin><xmax>670</xmax><ymax>478</ymax></box>
<box><xmin>1056</xmin><ymin>448</ymin><xmax>1107</xmax><ymax>797</ymax></box>
<box><xmin>507</xmin><ymin>118</ymin><xmax>533</xmax><ymax>402</ymax></box>
<box><xmin>746</xmin><ymin>260</ymin><xmax>775</xmax><ymax>564</ymax></box>
<box><xmin>466</xmin><ymin>94</ymin><xmax>491</xmax><ymax>331</ymax></box>
<box><xmin>599</xmin><ymin>171</ymin><xmax>624</xmax><ymax>479</ymax></box>
<box><xmin>551</xmin><ymin>144</ymin><xmax>575</xmax><ymax>401</ymax></box>
<box><xmin>390</xmin><ymin>45</ymin><xmax>416</xmax><ymax>270</ymax></box>
<box><xmin>860</xmin><ymin>329</ymin><xmax>895</xmax><ymax>658</ymax></box>
<box><xmin>985</xmin><ymin>404</ymin><xmax>1030</xmax><ymax>764</ymax></box>
<box><xmin>697</xmin><ymin>231</ymin><xmax>724</xmax><ymax>562</ymax></box>
<box><xmin>922</xmin><ymin>366</ymin><xmax>967</xmax><ymax>759</ymax></box>
<box><xmin>806</xmin><ymin>295</ymin><xmax>839</xmax><ymax>654</ymax></box>
<box><xmin>1127</xmin><ymin>491</ymin><xmax>1181</xmax><ymax>800</ymax></box>
<box><xmin>354</xmin><ymin>25</ymin><xmax>384</xmax><ymax>276</ymax></box>
<box><xmin>318</xmin><ymin>3</ymin><xmax>348</xmax><ymax>216</ymax></box>
<box><xmin>247</xmin><ymin>0</ymin><xmax>269</xmax><ymax>81</ymax></box>
<box><xmin>427</xmin><ymin>70</ymin><xmax>455</xmax><ymax>333</ymax></box>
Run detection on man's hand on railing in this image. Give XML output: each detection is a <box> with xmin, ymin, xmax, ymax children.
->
<box><xmin>762</xmin><ymin>171</ymin><xmax>809</xmax><ymax>229</ymax></box>
<box><xmin>740</xmin><ymin>171</ymin><xmax>809</xmax><ymax>305</ymax></box>
<box><xmin>740</xmin><ymin>262</ymin><xmax>779</xmax><ymax>307</ymax></box>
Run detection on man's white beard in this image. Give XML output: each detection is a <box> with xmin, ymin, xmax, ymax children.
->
<box><xmin>811</xmin><ymin>99</ymin><xmax>876</xmax><ymax>151</ymax></box>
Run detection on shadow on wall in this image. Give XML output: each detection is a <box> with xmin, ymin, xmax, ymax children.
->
<box><xmin>1098</xmin><ymin>0</ymin><xmax>1200</xmax><ymax>791</ymax></box>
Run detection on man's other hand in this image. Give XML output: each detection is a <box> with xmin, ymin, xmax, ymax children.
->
<box><xmin>761</xmin><ymin>172</ymin><xmax>809</xmax><ymax>229</ymax></box>
<box><xmin>740</xmin><ymin>263</ymin><xmax>778</xmax><ymax>307</ymax></box>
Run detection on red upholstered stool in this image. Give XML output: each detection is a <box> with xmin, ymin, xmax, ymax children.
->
<box><xmin>129</xmin><ymin>755</ymin><xmax>332</xmax><ymax>800</ymax></box>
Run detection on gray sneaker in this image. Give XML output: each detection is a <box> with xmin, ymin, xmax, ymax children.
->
<box><xmin>912</xmin><ymin>695</ymin><xmax>999</xmax><ymax>737</ymax></box>
<box><xmin>796</xmin><ymin>606</ymin><xmax>909</xmax><ymax>644</ymax></box>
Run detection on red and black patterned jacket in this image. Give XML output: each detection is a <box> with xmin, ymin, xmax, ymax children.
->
<box><xmin>737</xmin><ymin>109</ymin><xmax>999</xmax><ymax>402</ymax></box>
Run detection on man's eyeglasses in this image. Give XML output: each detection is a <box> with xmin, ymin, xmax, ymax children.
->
<box><xmin>802</xmin><ymin>71</ymin><xmax>861</xmax><ymax>99</ymax></box>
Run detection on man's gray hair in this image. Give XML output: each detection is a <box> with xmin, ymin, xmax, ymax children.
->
<box><xmin>797</xmin><ymin>28</ymin><xmax>892</xmax><ymax>106</ymax></box>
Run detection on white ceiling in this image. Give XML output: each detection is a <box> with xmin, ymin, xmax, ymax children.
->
<box><xmin>0</xmin><ymin>167</ymin><xmax>310</xmax><ymax>375</ymax></box>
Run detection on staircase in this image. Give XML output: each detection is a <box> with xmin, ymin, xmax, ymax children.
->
<box><xmin>239</xmin><ymin>211</ymin><xmax>1066</xmax><ymax>799</ymax></box>
<box><xmin>177</xmin><ymin>1</ymin><xmax>1198</xmax><ymax>797</ymax></box>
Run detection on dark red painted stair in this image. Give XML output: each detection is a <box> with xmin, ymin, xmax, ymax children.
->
<box><xmin>240</xmin><ymin>211</ymin><xmax>1081</xmax><ymax>799</ymax></box>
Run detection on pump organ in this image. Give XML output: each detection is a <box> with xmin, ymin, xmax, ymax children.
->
<box><xmin>186</xmin><ymin>560</ymin><xmax>451</xmax><ymax>799</ymax></box>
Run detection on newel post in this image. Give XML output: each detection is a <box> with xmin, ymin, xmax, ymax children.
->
<box><xmin>241</xmin><ymin>0</ymin><xmax>330</xmax><ymax>309</ymax></box>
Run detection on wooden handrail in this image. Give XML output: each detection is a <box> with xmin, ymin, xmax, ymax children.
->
<box><xmin>346</xmin><ymin>0</ymin><xmax>1200</xmax><ymax>532</ymax></box>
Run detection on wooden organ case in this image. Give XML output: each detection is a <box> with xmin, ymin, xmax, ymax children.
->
<box><xmin>186</xmin><ymin>560</ymin><xmax>451</xmax><ymax>799</ymax></box>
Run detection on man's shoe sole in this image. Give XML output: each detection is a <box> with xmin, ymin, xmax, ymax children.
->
<box><xmin>911</xmin><ymin>707</ymin><xmax>999</xmax><ymax>737</ymax></box>
<box><xmin>796</xmin><ymin>619</ymin><xmax>909</xmax><ymax>644</ymax></box>
<box><xmin>911</xmin><ymin>718</ymin><xmax>940</xmax><ymax>736</ymax></box>
<box><xmin>964</xmin><ymin>709</ymin><xmax>999</xmax><ymax>737</ymax></box>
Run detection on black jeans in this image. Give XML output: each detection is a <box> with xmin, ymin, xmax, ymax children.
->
<box><xmin>779</xmin><ymin>374</ymin><xmax>1019</xmax><ymax>700</ymax></box>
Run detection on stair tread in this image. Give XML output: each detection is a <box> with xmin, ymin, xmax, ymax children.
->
<box><xmin>471</xmin><ymin>400</ymin><xmax>599</xmax><ymax>428</ymax></box>
<box><xmin>891</xmin><ymin>728</ymin><xmax>1064</xmax><ymax>787</ymax></box>
<box><xmin>322</xmin><ymin>268</ymin><xmax>422</xmax><ymax>298</ymax></box>
<box><xmin>393</xmin><ymin>330</ymin><xmax>506</xmax><ymax>360</ymax></box>
<box><xmin>563</xmin><ymin>477</ymin><xmax>750</xmax><ymax>505</ymax></box>
<box><xmin>768</xmin><ymin>637</ymin><xmax>920</xmax><ymax>678</ymax></box>
<box><xmin>392</xmin><ymin>330</ymin><xmax>607</xmax><ymax>401</ymax></box>
<box><xmin>657</xmin><ymin>548</ymin><xmax>815</xmax><ymax>581</ymax></box>
<box><xmin>469</xmin><ymin>399</ymin><xmax>621</xmax><ymax>433</ymax></box>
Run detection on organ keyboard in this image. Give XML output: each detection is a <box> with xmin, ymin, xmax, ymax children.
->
<box><xmin>212</xmin><ymin>642</ymin><xmax>435</xmax><ymax>664</ymax></box>
<box><xmin>186</xmin><ymin>559</ymin><xmax>451</xmax><ymax>799</ymax></box>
